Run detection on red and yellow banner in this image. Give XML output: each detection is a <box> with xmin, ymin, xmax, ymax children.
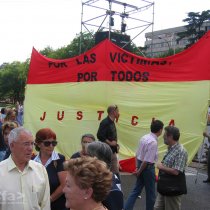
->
<box><xmin>25</xmin><ymin>32</ymin><xmax>210</xmax><ymax>166</ymax></box>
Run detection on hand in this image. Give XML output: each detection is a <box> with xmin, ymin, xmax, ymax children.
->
<box><xmin>132</xmin><ymin>170</ymin><xmax>137</xmax><ymax>175</ymax></box>
<box><xmin>133</xmin><ymin>168</ymin><xmax>142</xmax><ymax>177</ymax></box>
<box><xmin>156</xmin><ymin>162</ymin><xmax>164</xmax><ymax>170</ymax></box>
<box><xmin>132</xmin><ymin>170</ymin><xmax>139</xmax><ymax>176</ymax></box>
<box><xmin>132</xmin><ymin>167</ymin><xmax>138</xmax><ymax>175</ymax></box>
<box><xmin>136</xmin><ymin>170</ymin><xmax>141</xmax><ymax>177</ymax></box>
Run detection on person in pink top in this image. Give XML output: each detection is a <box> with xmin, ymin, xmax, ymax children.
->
<box><xmin>124</xmin><ymin>119</ymin><xmax>164</xmax><ymax>210</ymax></box>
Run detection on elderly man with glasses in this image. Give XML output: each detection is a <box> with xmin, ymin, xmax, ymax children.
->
<box><xmin>0</xmin><ymin>127</ymin><xmax>50</xmax><ymax>210</ymax></box>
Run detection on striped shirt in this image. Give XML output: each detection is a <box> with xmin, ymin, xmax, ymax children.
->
<box><xmin>162</xmin><ymin>143</ymin><xmax>188</xmax><ymax>172</ymax></box>
<box><xmin>136</xmin><ymin>132</ymin><xmax>158</xmax><ymax>163</ymax></box>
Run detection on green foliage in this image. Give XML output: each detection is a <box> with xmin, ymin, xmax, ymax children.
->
<box><xmin>40</xmin><ymin>32</ymin><xmax>95</xmax><ymax>59</ymax></box>
<box><xmin>39</xmin><ymin>31</ymin><xmax>142</xmax><ymax>59</ymax></box>
<box><xmin>155</xmin><ymin>48</ymin><xmax>184</xmax><ymax>58</ymax></box>
<box><xmin>0</xmin><ymin>61</ymin><xmax>29</xmax><ymax>103</ymax></box>
<box><xmin>177</xmin><ymin>10</ymin><xmax>210</xmax><ymax>48</ymax></box>
<box><xmin>128</xmin><ymin>43</ymin><xmax>147</xmax><ymax>56</ymax></box>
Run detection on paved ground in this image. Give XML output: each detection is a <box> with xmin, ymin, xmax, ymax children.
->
<box><xmin>121</xmin><ymin>164</ymin><xmax>210</xmax><ymax>210</ymax></box>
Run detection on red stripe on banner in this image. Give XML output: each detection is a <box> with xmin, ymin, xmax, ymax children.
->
<box><xmin>27</xmin><ymin>32</ymin><xmax>210</xmax><ymax>84</ymax></box>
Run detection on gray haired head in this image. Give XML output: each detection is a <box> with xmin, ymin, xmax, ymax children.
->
<box><xmin>8</xmin><ymin>127</ymin><xmax>33</xmax><ymax>146</ymax></box>
<box><xmin>87</xmin><ymin>141</ymin><xmax>112</xmax><ymax>169</ymax></box>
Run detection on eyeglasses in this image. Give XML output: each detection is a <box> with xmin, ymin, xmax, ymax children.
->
<box><xmin>42</xmin><ymin>141</ymin><xmax>58</xmax><ymax>147</ymax></box>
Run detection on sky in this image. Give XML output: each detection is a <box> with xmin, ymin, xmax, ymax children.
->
<box><xmin>0</xmin><ymin>0</ymin><xmax>210</xmax><ymax>65</ymax></box>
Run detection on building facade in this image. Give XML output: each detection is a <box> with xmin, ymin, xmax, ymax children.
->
<box><xmin>144</xmin><ymin>21</ymin><xmax>210</xmax><ymax>57</ymax></box>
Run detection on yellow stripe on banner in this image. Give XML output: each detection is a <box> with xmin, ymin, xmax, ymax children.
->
<box><xmin>24</xmin><ymin>81</ymin><xmax>210</xmax><ymax>163</ymax></box>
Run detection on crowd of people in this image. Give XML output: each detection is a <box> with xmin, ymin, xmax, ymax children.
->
<box><xmin>0</xmin><ymin>103</ymin><xmax>23</xmax><ymax>161</ymax></box>
<box><xmin>0</xmin><ymin>103</ymin><xmax>203</xmax><ymax>210</ymax></box>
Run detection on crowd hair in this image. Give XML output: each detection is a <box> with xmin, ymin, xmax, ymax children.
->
<box><xmin>2</xmin><ymin>121</ymin><xmax>19</xmax><ymax>134</ymax></box>
<box><xmin>150</xmin><ymin>120</ymin><xmax>164</xmax><ymax>133</ymax></box>
<box><xmin>107</xmin><ymin>104</ymin><xmax>118</xmax><ymax>114</ymax></box>
<box><xmin>64</xmin><ymin>156</ymin><xmax>112</xmax><ymax>202</ymax></box>
<box><xmin>8</xmin><ymin>127</ymin><xmax>33</xmax><ymax>146</ymax></box>
<box><xmin>81</xmin><ymin>133</ymin><xmax>95</xmax><ymax>142</ymax></box>
<box><xmin>35</xmin><ymin>128</ymin><xmax>56</xmax><ymax>151</ymax></box>
<box><xmin>87</xmin><ymin>141</ymin><xmax>112</xmax><ymax>169</ymax></box>
<box><xmin>164</xmin><ymin>125</ymin><xmax>180</xmax><ymax>141</ymax></box>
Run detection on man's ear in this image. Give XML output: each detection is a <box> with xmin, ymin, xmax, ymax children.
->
<box><xmin>9</xmin><ymin>142</ymin><xmax>15</xmax><ymax>151</ymax></box>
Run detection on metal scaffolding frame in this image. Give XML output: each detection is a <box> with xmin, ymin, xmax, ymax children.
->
<box><xmin>80</xmin><ymin>0</ymin><xmax>154</xmax><ymax>55</ymax></box>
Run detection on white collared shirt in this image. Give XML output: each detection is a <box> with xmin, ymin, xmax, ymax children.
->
<box><xmin>33</xmin><ymin>150</ymin><xmax>60</xmax><ymax>168</ymax></box>
<box><xmin>0</xmin><ymin>156</ymin><xmax>50</xmax><ymax>210</ymax></box>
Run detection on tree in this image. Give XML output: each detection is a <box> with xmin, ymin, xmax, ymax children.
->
<box><xmin>156</xmin><ymin>48</ymin><xmax>183</xmax><ymax>58</ymax></box>
<box><xmin>0</xmin><ymin>61</ymin><xmax>29</xmax><ymax>103</ymax></box>
<box><xmin>40</xmin><ymin>32</ymin><xmax>95</xmax><ymax>59</ymax></box>
<box><xmin>39</xmin><ymin>31</ymin><xmax>144</xmax><ymax>59</ymax></box>
<box><xmin>177</xmin><ymin>10</ymin><xmax>210</xmax><ymax>48</ymax></box>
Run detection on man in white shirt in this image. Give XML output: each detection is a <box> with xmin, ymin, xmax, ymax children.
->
<box><xmin>0</xmin><ymin>127</ymin><xmax>50</xmax><ymax>210</ymax></box>
<box><xmin>124</xmin><ymin>119</ymin><xmax>164</xmax><ymax>210</ymax></box>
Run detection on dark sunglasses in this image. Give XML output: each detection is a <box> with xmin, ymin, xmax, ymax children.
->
<box><xmin>42</xmin><ymin>141</ymin><xmax>58</xmax><ymax>147</ymax></box>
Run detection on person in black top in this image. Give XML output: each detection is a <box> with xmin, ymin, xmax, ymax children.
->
<box><xmin>34</xmin><ymin>128</ymin><xmax>67</xmax><ymax>210</ymax></box>
<box><xmin>97</xmin><ymin>104</ymin><xmax>120</xmax><ymax>177</ymax></box>
<box><xmin>87</xmin><ymin>141</ymin><xmax>124</xmax><ymax>210</ymax></box>
<box><xmin>70</xmin><ymin>133</ymin><xmax>95</xmax><ymax>159</ymax></box>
